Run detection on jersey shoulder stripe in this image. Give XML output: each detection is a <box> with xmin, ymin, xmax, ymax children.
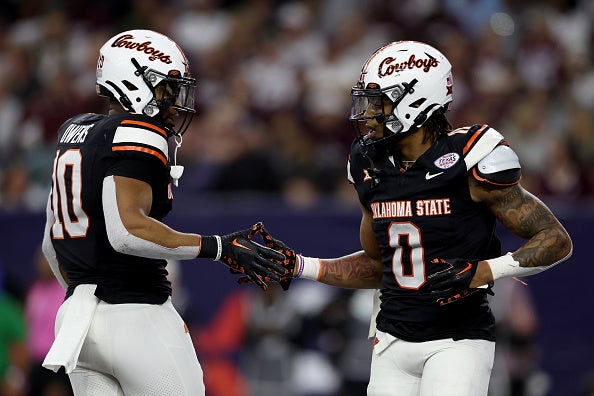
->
<box><xmin>121</xmin><ymin>119</ymin><xmax>168</xmax><ymax>137</ymax></box>
<box><xmin>461</xmin><ymin>124</ymin><xmax>504</xmax><ymax>170</ymax></box>
<box><xmin>112</xmin><ymin>120</ymin><xmax>169</xmax><ymax>165</ymax></box>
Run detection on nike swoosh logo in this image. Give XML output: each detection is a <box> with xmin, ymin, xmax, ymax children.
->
<box><xmin>425</xmin><ymin>171</ymin><xmax>444</xmax><ymax>180</ymax></box>
<box><xmin>232</xmin><ymin>239</ymin><xmax>251</xmax><ymax>250</ymax></box>
<box><xmin>456</xmin><ymin>262</ymin><xmax>473</xmax><ymax>275</ymax></box>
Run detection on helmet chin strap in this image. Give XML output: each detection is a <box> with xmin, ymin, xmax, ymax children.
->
<box><xmin>170</xmin><ymin>134</ymin><xmax>184</xmax><ymax>187</ymax></box>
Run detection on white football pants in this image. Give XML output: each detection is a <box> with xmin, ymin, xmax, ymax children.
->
<box><xmin>56</xmin><ymin>297</ymin><xmax>205</xmax><ymax>396</ymax></box>
<box><xmin>367</xmin><ymin>330</ymin><xmax>494</xmax><ymax>396</ymax></box>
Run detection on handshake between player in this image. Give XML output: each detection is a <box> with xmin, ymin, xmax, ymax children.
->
<box><xmin>241</xmin><ymin>224</ymin><xmax>480</xmax><ymax>305</ymax></box>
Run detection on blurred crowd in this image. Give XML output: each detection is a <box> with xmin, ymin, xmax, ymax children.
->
<box><xmin>1</xmin><ymin>0</ymin><xmax>594</xmax><ymax>395</ymax></box>
<box><xmin>1</xmin><ymin>0</ymin><xmax>594</xmax><ymax>213</ymax></box>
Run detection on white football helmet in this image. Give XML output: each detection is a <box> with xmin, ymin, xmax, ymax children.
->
<box><xmin>350</xmin><ymin>41</ymin><xmax>453</xmax><ymax>145</ymax></box>
<box><xmin>96</xmin><ymin>29</ymin><xmax>196</xmax><ymax>135</ymax></box>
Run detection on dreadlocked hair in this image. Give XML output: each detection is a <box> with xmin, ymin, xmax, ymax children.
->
<box><xmin>421</xmin><ymin>110</ymin><xmax>452</xmax><ymax>145</ymax></box>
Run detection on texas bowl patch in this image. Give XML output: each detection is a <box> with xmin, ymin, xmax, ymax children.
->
<box><xmin>434</xmin><ymin>152</ymin><xmax>460</xmax><ymax>169</ymax></box>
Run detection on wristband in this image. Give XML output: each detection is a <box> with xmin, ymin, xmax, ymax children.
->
<box><xmin>199</xmin><ymin>235</ymin><xmax>222</xmax><ymax>260</ymax></box>
<box><xmin>214</xmin><ymin>235</ymin><xmax>222</xmax><ymax>260</ymax></box>
<box><xmin>487</xmin><ymin>252</ymin><xmax>543</xmax><ymax>280</ymax></box>
<box><xmin>296</xmin><ymin>255</ymin><xmax>321</xmax><ymax>281</ymax></box>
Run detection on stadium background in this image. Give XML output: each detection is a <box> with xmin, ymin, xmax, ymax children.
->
<box><xmin>0</xmin><ymin>1</ymin><xmax>593</xmax><ymax>395</ymax></box>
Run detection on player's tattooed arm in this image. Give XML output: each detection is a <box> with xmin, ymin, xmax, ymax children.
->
<box><xmin>471</xmin><ymin>180</ymin><xmax>572</xmax><ymax>269</ymax></box>
<box><xmin>318</xmin><ymin>251</ymin><xmax>383</xmax><ymax>288</ymax></box>
<box><xmin>316</xmin><ymin>202</ymin><xmax>384</xmax><ymax>289</ymax></box>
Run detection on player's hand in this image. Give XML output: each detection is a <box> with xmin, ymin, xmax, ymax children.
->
<box><xmin>238</xmin><ymin>222</ymin><xmax>297</xmax><ymax>290</ymax></box>
<box><xmin>425</xmin><ymin>258</ymin><xmax>480</xmax><ymax>306</ymax></box>
<box><xmin>218</xmin><ymin>223</ymin><xmax>289</xmax><ymax>291</ymax></box>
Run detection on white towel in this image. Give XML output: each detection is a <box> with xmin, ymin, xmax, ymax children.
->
<box><xmin>43</xmin><ymin>284</ymin><xmax>99</xmax><ymax>373</ymax></box>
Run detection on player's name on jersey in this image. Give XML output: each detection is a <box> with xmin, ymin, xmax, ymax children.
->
<box><xmin>370</xmin><ymin>198</ymin><xmax>451</xmax><ymax>219</ymax></box>
<box><xmin>60</xmin><ymin>124</ymin><xmax>94</xmax><ymax>144</ymax></box>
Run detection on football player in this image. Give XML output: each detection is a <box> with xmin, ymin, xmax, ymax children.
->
<box><xmin>259</xmin><ymin>41</ymin><xmax>573</xmax><ymax>396</ymax></box>
<box><xmin>40</xmin><ymin>29</ymin><xmax>287</xmax><ymax>395</ymax></box>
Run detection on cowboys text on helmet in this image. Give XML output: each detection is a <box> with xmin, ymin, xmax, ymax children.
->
<box><xmin>377</xmin><ymin>54</ymin><xmax>440</xmax><ymax>78</ymax></box>
<box><xmin>111</xmin><ymin>34</ymin><xmax>174</xmax><ymax>64</ymax></box>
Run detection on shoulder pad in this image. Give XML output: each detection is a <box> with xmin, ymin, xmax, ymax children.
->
<box><xmin>112</xmin><ymin>118</ymin><xmax>169</xmax><ymax>166</ymax></box>
<box><xmin>473</xmin><ymin>145</ymin><xmax>521</xmax><ymax>186</ymax></box>
<box><xmin>462</xmin><ymin>125</ymin><xmax>505</xmax><ymax>170</ymax></box>
<box><xmin>68</xmin><ymin>113</ymin><xmax>104</xmax><ymax>124</ymax></box>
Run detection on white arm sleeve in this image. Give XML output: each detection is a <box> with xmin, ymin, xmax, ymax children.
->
<box><xmin>487</xmin><ymin>249</ymin><xmax>573</xmax><ymax>281</ymax></box>
<box><xmin>102</xmin><ymin>176</ymin><xmax>199</xmax><ymax>260</ymax></box>
<box><xmin>42</xmin><ymin>194</ymin><xmax>68</xmax><ymax>290</ymax></box>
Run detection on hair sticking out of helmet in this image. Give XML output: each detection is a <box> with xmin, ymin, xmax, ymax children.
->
<box><xmin>96</xmin><ymin>29</ymin><xmax>197</xmax><ymax>136</ymax></box>
<box><xmin>349</xmin><ymin>41</ymin><xmax>453</xmax><ymax>149</ymax></box>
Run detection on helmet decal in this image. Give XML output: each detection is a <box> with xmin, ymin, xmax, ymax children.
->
<box><xmin>377</xmin><ymin>54</ymin><xmax>440</xmax><ymax>78</ymax></box>
<box><xmin>110</xmin><ymin>34</ymin><xmax>173</xmax><ymax>64</ymax></box>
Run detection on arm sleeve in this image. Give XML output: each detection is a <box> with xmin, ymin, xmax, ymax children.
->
<box><xmin>102</xmin><ymin>175</ymin><xmax>200</xmax><ymax>260</ymax></box>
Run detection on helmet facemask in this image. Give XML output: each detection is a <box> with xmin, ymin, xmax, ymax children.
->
<box><xmin>349</xmin><ymin>79</ymin><xmax>418</xmax><ymax>149</ymax></box>
<box><xmin>143</xmin><ymin>70</ymin><xmax>196</xmax><ymax>135</ymax></box>
<box><xmin>132</xmin><ymin>59</ymin><xmax>196</xmax><ymax>136</ymax></box>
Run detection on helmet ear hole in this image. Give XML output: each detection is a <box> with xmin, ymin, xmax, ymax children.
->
<box><xmin>410</xmin><ymin>98</ymin><xmax>426</xmax><ymax>108</ymax></box>
<box><xmin>122</xmin><ymin>80</ymin><xmax>139</xmax><ymax>91</ymax></box>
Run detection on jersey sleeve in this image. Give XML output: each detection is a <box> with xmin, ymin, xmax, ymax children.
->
<box><xmin>460</xmin><ymin>124</ymin><xmax>521</xmax><ymax>186</ymax></box>
<box><xmin>347</xmin><ymin>155</ymin><xmax>355</xmax><ymax>184</ymax></box>
<box><xmin>107</xmin><ymin>118</ymin><xmax>170</xmax><ymax>185</ymax></box>
<box><xmin>346</xmin><ymin>140</ymin><xmax>376</xmax><ymax>208</ymax></box>
<box><xmin>346</xmin><ymin>139</ymin><xmax>369</xmax><ymax>185</ymax></box>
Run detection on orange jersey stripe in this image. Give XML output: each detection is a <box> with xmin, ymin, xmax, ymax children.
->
<box><xmin>121</xmin><ymin>120</ymin><xmax>168</xmax><ymax>138</ymax></box>
<box><xmin>112</xmin><ymin>145</ymin><xmax>167</xmax><ymax>166</ymax></box>
<box><xmin>463</xmin><ymin>124</ymin><xmax>488</xmax><ymax>155</ymax></box>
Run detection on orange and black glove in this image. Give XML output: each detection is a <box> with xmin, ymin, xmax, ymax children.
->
<box><xmin>237</xmin><ymin>222</ymin><xmax>296</xmax><ymax>290</ymax></box>
<box><xmin>199</xmin><ymin>223</ymin><xmax>288</xmax><ymax>291</ymax></box>
<box><xmin>425</xmin><ymin>258</ymin><xmax>484</xmax><ymax>306</ymax></box>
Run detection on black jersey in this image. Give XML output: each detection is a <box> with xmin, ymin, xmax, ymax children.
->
<box><xmin>348</xmin><ymin>125</ymin><xmax>510</xmax><ymax>342</ymax></box>
<box><xmin>48</xmin><ymin>112</ymin><xmax>173</xmax><ymax>304</ymax></box>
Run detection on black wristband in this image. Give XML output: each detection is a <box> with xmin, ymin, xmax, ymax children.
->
<box><xmin>199</xmin><ymin>235</ymin><xmax>219</xmax><ymax>259</ymax></box>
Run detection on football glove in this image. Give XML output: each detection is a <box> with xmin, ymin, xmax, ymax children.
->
<box><xmin>425</xmin><ymin>258</ymin><xmax>481</xmax><ymax>306</ymax></box>
<box><xmin>200</xmin><ymin>223</ymin><xmax>288</xmax><ymax>291</ymax></box>
<box><xmin>238</xmin><ymin>222</ymin><xmax>296</xmax><ymax>290</ymax></box>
